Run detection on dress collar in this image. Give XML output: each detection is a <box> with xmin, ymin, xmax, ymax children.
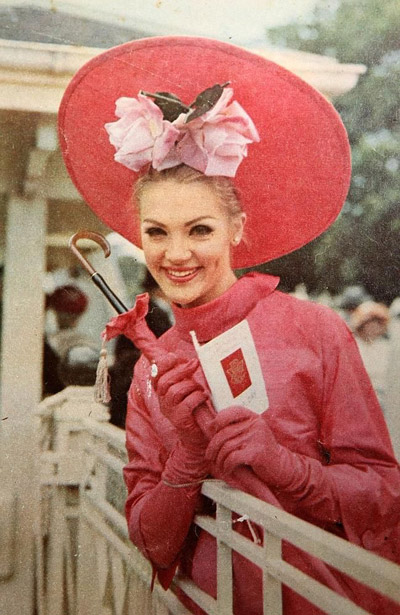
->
<box><xmin>172</xmin><ymin>272</ymin><xmax>279</xmax><ymax>343</ymax></box>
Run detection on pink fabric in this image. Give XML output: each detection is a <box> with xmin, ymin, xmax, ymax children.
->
<box><xmin>206</xmin><ymin>406</ymin><xmax>338</xmax><ymax>523</ymax></box>
<box><xmin>104</xmin><ymin>87</ymin><xmax>260</xmax><ymax>177</ymax></box>
<box><xmin>173</xmin><ymin>87</ymin><xmax>260</xmax><ymax>177</ymax></box>
<box><xmin>153</xmin><ymin>353</ymin><xmax>210</xmax><ymax>450</ymax></box>
<box><xmin>103</xmin><ymin>293</ymin><xmax>159</xmax><ymax>359</ymax></box>
<box><xmin>104</xmin><ymin>94</ymin><xmax>180</xmax><ymax>172</ymax></box>
<box><xmin>121</xmin><ymin>273</ymin><xmax>400</xmax><ymax>614</ymax></box>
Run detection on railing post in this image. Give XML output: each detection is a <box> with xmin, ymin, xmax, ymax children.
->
<box><xmin>263</xmin><ymin>531</ymin><xmax>283</xmax><ymax>615</ymax></box>
<box><xmin>216</xmin><ymin>503</ymin><xmax>234</xmax><ymax>615</ymax></box>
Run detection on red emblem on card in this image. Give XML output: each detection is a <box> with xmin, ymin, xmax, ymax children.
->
<box><xmin>220</xmin><ymin>348</ymin><xmax>252</xmax><ymax>398</ymax></box>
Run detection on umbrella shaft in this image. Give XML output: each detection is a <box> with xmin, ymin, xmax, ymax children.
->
<box><xmin>91</xmin><ymin>272</ymin><xmax>128</xmax><ymax>314</ymax></box>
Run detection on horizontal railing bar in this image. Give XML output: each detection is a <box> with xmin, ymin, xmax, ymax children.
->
<box><xmin>153</xmin><ymin>586</ymin><xmax>196</xmax><ymax>615</ymax></box>
<box><xmin>83</xmin><ymin>489</ymin><xmax>129</xmax><ymax>539</ymax></box>
<box><xmin>272</xmin><ymin>560</ymin><xmax>371</xmax><ymax>615</ymax></box>
<box><xmin>81</xmin><ymin>505</ymin><xmax>137</xmax><ymax>563</ymax></box>
<box><xmin>82</xmin><ymin>418</ymin><xmax>127</xmax><ymax>454</ymax></box>
<box><xmin>81</xmin><ymin>498</ymin><xmax>148</xmax><ymax>573</ymax></box>
<box><xmin>201</xmin><ymin>481</ymin><xmax>400</xmax><ymax>603</ymax></box>
<box><xmin>174</xmin><ymin>576</ymin><xmax>217</xmax><ymax>615</ymax></box>
<box><xmin>196</xmin><ymin>514</ymin><xmax>371</xmax><ymax>615</ymax></box>
<box><xmin>195</xmin><ymin>514</ymin><xmax>263</xmax><ymax>565</ymax></box>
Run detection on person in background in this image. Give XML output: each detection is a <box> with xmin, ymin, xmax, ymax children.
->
<box><xmin>44</xmin><ymin>284</ymin><xmax>99</xmax><ymax>391</ymax></box>
<box><xmin>337</xmin><ymin>284</ymin><xmax>371</xmax><ymax>326</ymax></box>
<box><xmin>351</xmin><ymin>300</ymin><xmax>391</xmax><ymax>410</ymax></box>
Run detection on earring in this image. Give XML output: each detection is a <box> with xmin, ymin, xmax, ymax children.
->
<box><xmin>232</xmin><ymin>237</ymin><xmax>240</xmax><ymax>246</ymax></box>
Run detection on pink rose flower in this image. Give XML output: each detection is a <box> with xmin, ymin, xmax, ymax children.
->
<box><xmin>105</xmin><ymin>94</ymin><xmax>180</xmax><ymax>172</ymax></box>
<box><xmin>105</xmin><ymin>87</ymin><xmax>260</xmax><ymax>177</ymax></box>
<box><xmin>175</xmin><ymin>88</ymin><xmax>260</xmax><ymax>177</ymax></box>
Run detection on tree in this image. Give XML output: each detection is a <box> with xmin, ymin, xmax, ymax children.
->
<box><xmin>263</xmin><ymin>0</ymin><xmax>400</xmax><ymax>303</ymax></box>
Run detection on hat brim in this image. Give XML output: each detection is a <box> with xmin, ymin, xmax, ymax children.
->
<box><xmin>58</xmin><ymin>36</ymin><xmax>351</xmax><ymax>269</ymax></box>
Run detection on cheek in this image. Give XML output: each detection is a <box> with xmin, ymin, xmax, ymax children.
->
<box><xmin>141</xmin><ymin>238</ymin><xmax>162</xmax><ymax>270</ymax></box>
<box><xmin>201</xmin><ymin>240</ymin><xmax>232</xmax><ymax>270</ymax></box>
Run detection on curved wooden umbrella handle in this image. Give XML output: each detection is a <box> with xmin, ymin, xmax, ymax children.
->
<box><xmin>69</xmin><ymin>230</ymin><xmax>111</xmax><ymax>276</ymax></box>
<box><xmin>68</xmin><ymin>230</ymin><xmax>127</xmax><ymax>314</ymax></box>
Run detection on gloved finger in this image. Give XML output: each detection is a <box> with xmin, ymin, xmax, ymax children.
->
<box><xmin>162</xmin><ymin>379</ymin><xmax>205</xmax><ymax>408</ymax></box>
<box><xmin>161</xmin><ymin>390</ymin><xmax>210</xmax><ymax>442</ymax></box>
<box><xmin>208</xmin><ymin>436</ymin><xmax>250</xmax><ymax>474</ymax></box>
<box><xmin>179</xmin><ymin>388</ymin><xmax>209</xmax><ymax>415</ymax></box>
<box><xmin>209</xmin><ymin>411</ymin><xmax>255</xmax><ymax>442</ymax></box>
<box><xmin>205</xmin><ymin>421</ymin><xmax>252</xmax><ymax>462</ymax></box>
<box><xmin>211</xmin><ymin>406</ymin><xmax>256</xmax><ymax>431</ymax></box>
<box><xmin>155</xmin><ymin>359</ymin><xmax>199</xmax><ymax>396</ymax></box>
<box><xmin>217</xmin><ymin>448</ymin><xmax>249</xmax><ymax>475</ymax></box>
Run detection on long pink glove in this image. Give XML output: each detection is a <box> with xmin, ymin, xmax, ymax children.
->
<box><xmin>152</xmin><ymin>353</ymin><xmax>211</xmax><ymax>485</ymax></box>
<box><xmin>153</xmin><ymin>353</ymin><xmax>209</xmax><ymax>450</ymax></box>
<box><xmin>206</xmin><ymin>405</ymin><xmax>291</xmax><ymax>482</ymax></box>
<box><xmin>206</xmin><ymin>406</ymin><xmax>340</xmax><ymax>523</ymax></box>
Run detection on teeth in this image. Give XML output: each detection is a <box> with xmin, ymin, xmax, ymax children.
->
<box><xmin>167</xmin><ymin>269</ymin><xmax>197</xmax><ymax>278</ymax></box>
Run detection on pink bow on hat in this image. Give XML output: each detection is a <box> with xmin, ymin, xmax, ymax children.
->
<box><xmin>105</xmin><ymin>86</ymin><xmax>260</xmax><ymax>178</ymax></box>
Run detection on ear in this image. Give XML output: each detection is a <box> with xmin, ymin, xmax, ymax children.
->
<box><xmin>231</xmin><ymin>212</ymin><xmax>247</xmax><ymax>246</ymax></box>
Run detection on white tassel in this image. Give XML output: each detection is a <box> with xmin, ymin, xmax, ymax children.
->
<box><xmin>94</xmin><ymin>339</ymin><xmax>111</xmax><ymax>404</ymax></box>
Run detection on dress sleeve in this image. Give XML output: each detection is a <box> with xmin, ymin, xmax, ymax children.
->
<box><xmin>316</xmin><ymin>308</ymin><xmax>400</xmax><ymax>552</ymax></box>
<box><xmin>123</xmin><ymin>361</ymin><xmax>204</xmax><ymax>587</ymax></box>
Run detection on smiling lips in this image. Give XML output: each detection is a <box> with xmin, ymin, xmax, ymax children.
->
<box><xmin>164</xmin><ymin>267</ymin><xmax>200</xmax><ymax>283</ymax></box>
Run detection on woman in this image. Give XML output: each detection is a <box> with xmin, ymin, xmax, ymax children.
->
<box><xmin>59</xmin><ymin>36</ymin><xmax>400</xmax><ymax>614</ymax></box>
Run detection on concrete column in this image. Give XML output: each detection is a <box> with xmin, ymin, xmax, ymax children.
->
<box><xmin>0</xmin><ymin>193</ymin><xmax>47</xmax><ymax>615</ymax></box>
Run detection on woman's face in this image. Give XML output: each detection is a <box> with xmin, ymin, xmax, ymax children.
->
<box><xmin>139</xmin><ymin>180</ymin><xmax>244</xmax><ymax>308</ymax></box>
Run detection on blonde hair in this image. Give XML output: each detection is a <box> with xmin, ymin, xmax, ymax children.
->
<box><xmin>134</xmin><ymin>164</ymin><xmax>243</xmax><ymax>219</ymax></box>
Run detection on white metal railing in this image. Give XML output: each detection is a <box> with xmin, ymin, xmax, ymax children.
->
<box><xmin>35</xmin><ymin>386</ymin><xmax>400</xmax><ymax>615</ymax></box>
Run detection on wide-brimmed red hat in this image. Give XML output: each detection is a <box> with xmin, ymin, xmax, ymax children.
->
<box><xmin>58</xmin><ymin>36</ymin><xmax>351</xmax><ymax>269</ymax></box>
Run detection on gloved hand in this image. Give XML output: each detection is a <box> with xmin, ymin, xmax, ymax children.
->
<box><xmin>206</xmin><ymin>406</ymin><xmax>342</xmax><ymax>526</ymax></box>
<box><xmin>153</xmin><ymin>353</ymin><xmax>210</xmax><ymax>451</ymax></box>
<box><xmin>206</xmin><ymin>406</ymin><xmax>301</xmax><ymax>489</ymax></box>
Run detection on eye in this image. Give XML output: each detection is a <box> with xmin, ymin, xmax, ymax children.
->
<box><xmin>190</xmin><ymin>224</ymin><xmax>213</xmax><ymax>237</ymax></box>
<box><xmin>144</xmin><ymin>227</ymin><xmax>167</xmax><ymax>238</ymax></box>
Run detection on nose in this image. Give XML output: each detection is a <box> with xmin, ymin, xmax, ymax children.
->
<box><xmin>165</xmin><ymin>235</ymin><xmax>192</xmax><ymax>262</ymax></box>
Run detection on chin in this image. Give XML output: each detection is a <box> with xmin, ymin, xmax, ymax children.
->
<box><xmin>169</xmin><ymin>292</ymin><xmax>203</xmax><ymax>308</ymax></box>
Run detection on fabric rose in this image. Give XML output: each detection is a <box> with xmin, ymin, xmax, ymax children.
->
<box><xmin>105</xmin><ymin>94</ymin><xmax>180</xmax><ymax>172</ymax></box>
<box><xmin>105</xmin><ymin>87</ymin><xmax>260</xmax><ymax>177</ymax></box>
<box><xmin>175</xmin><ymin>88</ymin><xmax>260</xmax><ymax>177</ymax></box>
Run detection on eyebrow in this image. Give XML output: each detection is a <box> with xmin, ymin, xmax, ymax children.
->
<box><xmin>142</xmin><ymin>216</ymin><xmax>217</xmax><ymax>227</ymax></box>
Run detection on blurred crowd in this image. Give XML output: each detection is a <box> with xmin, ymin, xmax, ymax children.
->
<box><xmin>292</xmin><ymin>283</ymin><xmax>400</xmax><ymax>445</ymax></box>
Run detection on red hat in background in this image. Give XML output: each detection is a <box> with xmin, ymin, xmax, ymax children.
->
<box><xmin>58</xmin><ymin>36</ymin><xmax>351</xmax><ymax>269</ymax></box>
<box><xmin>47</xmin><ymin>285</ymin><xmax>88</xmax><ymax>315</ymax></box>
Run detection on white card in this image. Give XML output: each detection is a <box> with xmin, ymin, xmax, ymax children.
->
<box><xmin>190</xmin><ymin>319</ymin><xmax>269</xmax><ymax>414</ymax></box>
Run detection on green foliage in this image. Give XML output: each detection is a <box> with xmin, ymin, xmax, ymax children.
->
<box><xmin>265</xmin><ymin>0</ymin><xmax>400</xmax><ymax>302</ymax></box>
